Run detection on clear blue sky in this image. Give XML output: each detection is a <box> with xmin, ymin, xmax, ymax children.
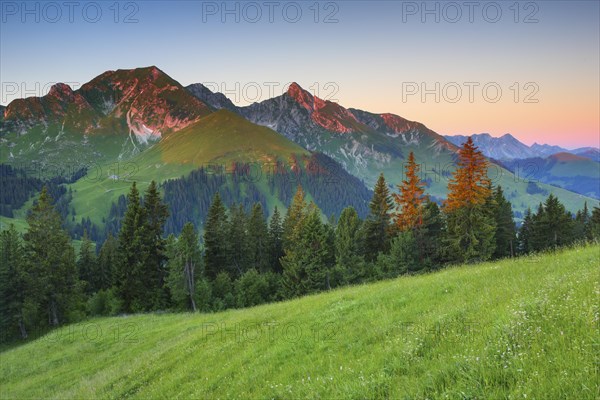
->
<box><xmin>1</xmin><ymin>0</ymin><xmax>598</xmax><ymax>147</ymax></box>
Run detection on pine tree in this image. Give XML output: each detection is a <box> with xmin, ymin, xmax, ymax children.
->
<box><xmin>591</xmin><ymin>205</ymin><xmax>600</xmax><ymax>240</ymax></box>
<box><xmin>363</xmin><ymin>173</ymin><xmax>393</xmax><ymax>261</ymax></box>
<box><xmin>204</xmin><ymin>193</ymin><xmax>229</xmax><ymax>280</ymax></box>
<box><xmin>281</xmin><ymin>207</ymin><xmax>332</xmax><ymax>297</ymax></box>
<box><xmin>268</xmin><ymin>206</ymin><xmax>284</xmax><ymax>273</ymax></box>
<box><xmin>283</xmin><ymin>185</ymin><xmax>309</xmax><ymax>250</ymax></box>
<box><xmin>228</xmin><ymin>204</ymin><xmax>250</xmax><ymax>277</ymax></box>
<box><xmin>24</xmin><ymin>187</ymin><xmax>82</xmax><ymax>326</ymax></box>
<box><xmin>445</xmin><ymin>137</ymin><xmax>492</xmax><ymax>211</ymax></box>
<box><xmin>414</xmin><ymin>200</ymin><xmax>444</xmax><ymax>269</ymax></box>
<box><xmin>393</xmin><ymin>152</ymin><xmax>426</xmax><ymax>232</ymax></box>
<box><xmin>334</xmin><ymin>206</ymin><xmax>364</xmax><ymax>283</ymax></box>
<box><xmin>443</xmin><ymin>139</ymin><xmax>496</xmax><ymax>263</ymax></box>
<box><xmin>518</xmin><ymin>208</ymin><xmax>534</xmax><ymax>254</ymax></box>
<box><xmin>77</xmin><ymin>230</ymin><xmax>97</xmax><ymax>295</ymax></box>
<box><xmin>531</xmin><ymin>194</ymin><xmax>574</xmax><ymax>250</ymax></box>
<box><xmin>247</xmin><ymin>203</ymin><xmax>269</xmax><ymax>273</ymax></box>
<box><xmin>139</xmin><ymin>181</ymin><xmax>169</xmax><ymax>310</ymax></box>
<box><xmin>491</xmin><ymin>186</ymin><xmax>516</xmax><ymax>259</ymax></box>
<box><xmin>115</xmin><ymin>182</ymin><xmax>145</xmax><ymax>313</ymax></box>
<box><xmin>376</xmin><ymin>231</ymin><xmax>418</xmax><ymax>278</ymax></box>
<box><xmin>97</xmin><ymin>233</ymin><xmax>117</xmax><ymax>291</ymax></box>
<box><xmin>166</xmin><ymin>223</ymin><xmax>202</xmax><ymax>311</ymax></box>
<box><xmin>0</xmin><ymin>225</ymin><xmax>28</xmax><ymax>340</ymax></box>
<box><xmin>573</xmin><ymin>202</ymin><xmax>592</xmax><ymax>242</ymax></box>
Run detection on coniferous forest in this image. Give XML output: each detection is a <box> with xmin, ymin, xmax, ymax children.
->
<box><xmin>1</xmin><ymin>138</ymin><xmax>599</xmax><ymax>343</ymax></box>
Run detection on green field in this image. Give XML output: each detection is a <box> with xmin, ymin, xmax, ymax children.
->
<box><xmin>1</xmin><ymin>245</ymin><xmax>598</xmax><ymax>399</ymax></box>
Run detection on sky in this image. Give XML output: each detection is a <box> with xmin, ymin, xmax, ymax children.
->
<box><xmin>1</xmin><ymin>0</ymin><xmax>599</xmax><ymax>148</ymax></box>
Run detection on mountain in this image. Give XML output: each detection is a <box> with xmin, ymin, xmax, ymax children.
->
<box><xmin>0</xmin><ymin>66</ymin><xmax>212</xmax><ymax>168</ymax></box>
<box><xmin>2</xmin><ymin>244</ymin><xmax>597</xmax><ymax>398</ymax></box>
<box><xmin>186</xmin><ymin>83</ymin><xmax>239</xmax><ymax>112</ymax></box>
<box><xmin>530</xmin><ymin>142</ymin><xmax>569</xmax><ymax>157</ymax></box>
<box><xmin>0</xmin><ymin>70</ymin><xmax>373</xmax><ymax>233</ymax></box>
<box><xmin>571</xmin><ymin>147</ymin><xmax>600</xmax><ymax>162</ymax></box>
<box><xmin>445</xmin><ymin>133</ymin><xmax>600</xmax><ymax>162</ymax></box>
<box><xmin>189</xmin><ymin>82</ymin><xmax>596</xmax><ymax>217</ymax></box>
<box><xmin>444</xmin><ymin>133</ymin><xmax>537</xmax><ymax>160</ymax></box>
<box><xmin>500</xmin><ymin>152</ymin><xmax>600</xmax><ymax>199</ymax></box>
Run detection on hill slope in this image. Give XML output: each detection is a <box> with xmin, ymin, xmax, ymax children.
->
<box><xmin>1</xmin><ymin>245</ymin><xmax>597</xmax><ymax>399</ymax></box>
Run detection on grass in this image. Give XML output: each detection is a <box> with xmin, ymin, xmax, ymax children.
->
<box><xmin>1</xmin><ymin>245</ymin><xmax>598</xmax><ymax>399</ymax></box>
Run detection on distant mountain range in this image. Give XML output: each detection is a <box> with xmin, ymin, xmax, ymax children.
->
<box><xmin>444</xmin><ymin>133</ymin><xmax>600</xmax><ymax>162</ymax></box>
<box><xmin>1</xmin><ymin>67</ymin><xmax>597</xmax><ymax>234</ymax></box>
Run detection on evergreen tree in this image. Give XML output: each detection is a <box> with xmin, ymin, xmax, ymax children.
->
<box><xmin>24</xmin><ymin>187</ymin><xmax>82</xmax><ymax>326</ymax></box>
<box><xmin>530</xmin><ymin>194</ymin><xmax>574</xmax><ymax>250</ymax></box>
<box><xmin>139</xmin><ymin>181</ymin><xmax>169</xmax><ymax>310</ymax></box>
<box><xmin>283</xmin><ymin>185</ymin><xmax>309</xmax><ymax>250</ymax></box>
<box><xmin>393</xmin><ymin>152</ymin><xmax>426</xmax><ymax>231</ymax></box>
<box><xmin>97</xmin><ymin>233</ymin><xmax>117</xmax><ymax>291</ymax></box>
<box><xmin>228</xmin><ymin>204</ymin><xmax>250</xmax><ymax>277</ymax></box>
<box><xmin>443</xmin><ymin>138</ymin><xmax>496</xmax><ymax>263</ymax></box>
<box><xmin>491</xmin><ymin>186</ymin><xmax>517</xmax><ymax>259</ymax></box>
<box><xmin>204</xmin><ymin>193</ymin><xmax>229</xmax><ymax>280</ymax></box>
<box><xmin>518</xmin><ymin>208</ymin><xmax>534</xmax><ymax>254</ymax></box>
<box><xmin>376</xmin><ymin>231</ymin><xmax>418</xmax><ymax>278</ymax></box>
<box><xmin>115</xmin><ymin>182</ymin><xmax>145</xmax><ymax>313</ymax></box>
<box><xmin>414</xmin><ymin>200</ymin><xmax>444</xmax><ymax>269</ymax></box>
<box><xmin>247</xmin><ymin>203</ymin><xmax>269</xmax><ymax>273</ymax></box>
<box><xmin>166</xmin><ymin>223</ymin><xmax>202</xmax><ymax>311</ymax></box>
<box><xmin>334</xmin><ymin>206</ymin><xmax>364</xmax><ymax>283</ymax></box>
<box><xmin>591</xmin><ymin>205</ymin><xmax>600</xmax><ymax>240</ymax></box>
<box><xmin>268</xmin><ymin>206</ymin><xmax>284</xmax><ymax>273</ymax></box>
<box><xmin>281</xmin><ymin>207</ymin><xmax>333</xmax><ymax>297</ymax></box>
<box><xmin>0</xmin><ymin>225</ymin><xmax>28</xmax><ymax>340</ymax></box>
<box><xmin>573</xmin><ymin>202</ymin><xmax>592</xmax><ymax>242</ymax></box>
<box><xmin>77</xmin><ymin>230</ymin><xmax>97</xmax><ymax>295</ymax></box>
<box><xmin>362</xmin><ymin>173</ymin><xmax>393</xmax><ymax>261</ymax></box>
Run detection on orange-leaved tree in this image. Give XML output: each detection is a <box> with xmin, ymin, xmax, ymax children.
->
<box><xmin>393</xmin><ymin>151</ymin><xmax>427</xmax><ymax>231</ymax></box>
<box><xmin>445</xmin><ymin>137</ymin><xmax>491</xmax><ymax>211</ymax></box>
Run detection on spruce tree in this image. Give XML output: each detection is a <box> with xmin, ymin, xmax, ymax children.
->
<box><xmin>531</xmin><ymin>194</ymin><xmax>574</xmax><ymax>250</ymax></box>
<box><xmin>24</xmin><ymin>187</ymin><xmax>82</xmax><ymax>326</ymax></box>
<box><xmin>247</xmin><ymin>203</ymin><xmax>269</xmax><ymax>273</ymax></box>
<box><xmin>281</xmin><ymin>207</ymin><xmax>332</xmax><ymax>297</ymax></box>
<box><xmin>139</xmin><ymin>181</ymin><xmax>169</xmax><ymax>310</ymax></box>
<box><xmin>518</xmin><ymin>208</ymin><xmax>534</xmax><ymax>254</ymax></box>
<box><xmin>166</xmin><ymin>223</ymin><xmax>202</xmax><ymax>311</ymax></box>
<box><xmin>591</xmin><ymin>205</ymin><xmax>600</xmax><ymax>240</ymax></box>
<box><xmin>204</xmin><ymin>193</ymin><xmax>229</xmax><ymax>280</ymax></box>
<box><xmin>268</xmin><ymin>206</ymin><xmax>284</xmax><ymax>273</ymax></box>
<box><xmin>228</xmin><ymin>204</ymin><xmax>250</xmax><ymax>277</ymax></box>
<box><xmin>97</xmin><ymin>233</ymin><xmax>117</xmax><ymax>291</ymax></box>
<box><xmin>491</xmin><ymin>186</ymin><xmax>517</xmax><ymax>259</ymax></box>
<box><xmin>0</xmin><ymin>225</ymin><xmax>28</xmax><ymax>340</ymax></box>
<box><xmin>283</xmin><ymin>185</ymin><xmax>309</xmax><ymax>250</ymax></box>
<box><xmin>115</xmin><ymin>182</ymin><xmax>145</xmax><ymax>313</ymax></box>
<box><xmin>334</xmin><ymin>206</ymin><xmax>364</xmax><ymax>283</ymax></box>
<box><xmin>443</xmin><ymin>138</ymin><xmax>496</xmax><ymax>263</ymax></box>
<box><xmin>77</xmin><ymin>230</ymin><xmax>97</xmax><ymax>295</ymax></box>
<box><xmin>393</xmin><ymin>152</ymin><xmax>426</xmax><ymax>232</ymax></box>
<box><xmin>363</xmin><ymin>173</ymin><xmax>393</xmax><ymax>261</ymax></box>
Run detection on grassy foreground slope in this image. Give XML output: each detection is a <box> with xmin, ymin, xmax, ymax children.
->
<box><xmin>1</xmin><ymin>246</ymin><xmax>598</xmax><ymax>399</ymax></box>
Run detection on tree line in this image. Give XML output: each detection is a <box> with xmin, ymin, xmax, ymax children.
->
<box><xmin>2</xmin><ymin>138</ymin><xmax>599</xmax><ymax>342</ymax></box>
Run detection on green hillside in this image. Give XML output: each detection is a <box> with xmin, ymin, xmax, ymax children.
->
<box><xmin>65</xmin><ymin>110</ymin><xmax>311</xmax><ymax>224</ymax></box>
<box><xmin>1</xmin><ymin>245</ymin><xmax>597</xmax><ymax>399</ymax></box>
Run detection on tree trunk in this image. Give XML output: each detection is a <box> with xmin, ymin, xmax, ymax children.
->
<box><xmin>19</xmin><ymin>318</ymin><xmax>28</xmax><ymax>339</ymax></box>
<box><xmin>49</xmin><ymin>299</ymin><xmax>59</xmax><ymax>326</ymax></box>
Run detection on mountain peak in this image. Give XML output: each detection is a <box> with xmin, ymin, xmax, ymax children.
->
<box><xmin>48</xmin><ymin>82</ymin><xmax>74</xmax><ymax>98</ymax></box>
<box><xmin>286</xmin><ymin>82</ymin><xmax>314</xmax><ymax>111</ymax></box>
